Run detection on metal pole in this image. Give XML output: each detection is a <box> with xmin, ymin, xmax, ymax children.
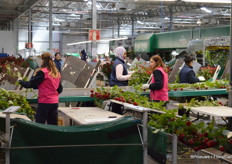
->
<box><xmin>3</xmin><ymin>106</ymin><xmax>20</xmax><ymax>164</ymax></box>
<box><xmin>117</xmin><ymin>17</ymin><xmax>120</xmax><ymax>38</ymax></box>
<box><xmin>59</xmin><ymin>26</ymin><xmax>63</xmax><ymax>55</ymax></box>
<box><xmin>111</xmin><ymin>11</ymin><xmax>114</xmax><ymax>39</ymax></box>
<box><xmin>169</xmin><ymin>6</ymin><xmax>173</xmax><ymax>31</ymax></box>
<box><xmin>195</xmin><ymin>151</ymin><xmax>200</xmax><ymax>164</ymax></box>
<box><xmin>91</xmin><ymin>0</ymin><xmax>97</xmax><ymax>59</ymax></box>
<box><xmin>160</xmin><ymin>1</ymin><xmax>164</xmax><ymax>32</ymax></box>
<box><xmin>16</xmin><ymin>18</ymin><xmax>19</xmax><ymax>57</ymax></box>
<box><xmin>229</xmin><ymin>0</ymin><xmax>232</xmax><ymax>107</ymax></box>
<box><xmin>131</xmin><ymin>15</ymin><xmax>135</xmax><ymax>48</ymax></box>
<box><xmin>117</xmin><ymin>18</ymin><xmax>120</xmax><ymax>46</ymax></box>
<box><xmin>172</xmin><ymin>135</ymin><xmax>177</xmax><ymax>164</ymax></box>
<box><xmin>142</xmin><ymin>111</ymin><xmax>148</xmax><ymax>164</ymax></box>
<box><xmin>202</xmin><ymin>42</ymin><xmax>206</xmax><ymax>66</ymax></box>
<box><xmin>49</xmin><ymin>0</ymin><xmax>53</xmax><ymax>52</ymax></box>
<box><xmin>227</xmin><ymin>0</ymin><xmax>232</xmax><ymax>130</ymax></box>
<box><xmin>28</xmin><ymin>9</ymin><xmax>32</xmax><ymax>57</ymax></box>
<box><xmin>5</xmin><ymin>113</ymin><xmax>10</xmax><ymax>164</ymax></box>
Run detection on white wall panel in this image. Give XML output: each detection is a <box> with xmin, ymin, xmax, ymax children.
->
<box><xmin>0</xmin><ymin>31</ymin><xmax>17</xmax><ymax>56</ymax></box>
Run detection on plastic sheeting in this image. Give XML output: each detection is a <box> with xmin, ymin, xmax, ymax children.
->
<box><xmin>148</xmin><ymin>127</ymin><xmax>168</xmax><ymax>164</ymax></box>
<box><xmin>9</xmin><ymin>116</ymin><xmax>143</xmax><ymax>164</ymax></box>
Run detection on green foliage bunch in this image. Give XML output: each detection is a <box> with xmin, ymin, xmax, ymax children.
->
<box><xmin>169</xmin><ymin>79</ymin><xmax>228</xmax><ymax>90</ymax></box>
<box><xmin>185</xmin><ymin>98</ymin><xmax>222</xmax><ymax>107</ymax></box>
<box><xmin>129</xmin><ymin>61</ymin><xmax>152</xmax><ymax>86</ymax></box>
<box><xmin>90</xmin><ymin>85</ymin><xmax>166</xmax><ymax>111</ymax></box>
<box><xmin>205</xmin><ymin>49</ymin><xmax>229</xmax><ymax>67</ymax></box>
<box><xmin>0</xmin><ymin>88</ymin><xmax>35</xmax><ymax>120</ymax></box>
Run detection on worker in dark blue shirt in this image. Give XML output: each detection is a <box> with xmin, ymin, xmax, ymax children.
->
<box><xmin>80</xmin><ymin>49</ymin><xmax>88</xmax><ymax>62</ymax></box>
<box><xmin>179</xmin><ymin>55</ymin><xmax>205</xmax><ymax>84</ymax></box>
<box><xmin>53</xmin><ymin>52</ymin><xmax>63</xmax><ymax>72</ymax></box>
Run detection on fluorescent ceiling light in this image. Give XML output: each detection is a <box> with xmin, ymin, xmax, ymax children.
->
<box><xmin>201</xmin><ymin>7</ymin><xmax>212</xmax><ymax>13</ymax></box>
<box><xmin>137</xmin><ymin>21</ymin><xmax>144</xmax><ymax>24</ymax></box>
<box><xmin>54</xmin><ymin>17</ymin><xmax>65</xmax><ymax>22</ymax></box>
<box><xmin>52</xmin><ymin>22</ymin><xmax>60</xmax><ymax>26</ymax></box>
<box><xmin>97</xmin><ymin>37</ymin><xmax>128</xmax><ymax>42</ymax></box>
<box><xmin>67</xmin><ymin>41</ymin><xmax>91</xmax><ymax>46</ymax></box>
<box><xmin>67</xmin><ymin>37</ymin><xmax>128</xmax><ymax>46</ymax></box>
<box><xmin>183</xmin><ymin>0</ymin><xmax>231</xmax><ymax>3</ymax></box>
<box><xmin>148</xmin><ymin>0</ymin><xmax>176</xmax><ymax>1</ymax></box>
<box><xmin>70</xmin><ymin>13</ymin><xmax>77</xmax><ymax>16</ymax></box>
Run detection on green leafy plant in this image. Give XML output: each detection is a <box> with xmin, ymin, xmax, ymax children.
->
<box><xmin>169</xmin><ymin>79</ymin><xmax>228</xmax><ymax>90</ymax></box>
<box><xmin>205</xmin><ymin>49</ymin><xmax>229</xmax><ymax>67</ymax></box>
<box><xmin>129</xmin><ymin>61</ymin><xmax>152</xmax><ymax>86</ymax></box>
<box><xmin>90</xmin><ymin>85</ymin><xmax>166</xmax><ymax>111</ymax></box>
<box><xmin>185</xmin><ymin>98</ymin><xmax>222</xmax><ymax>107</ymax></box>
<box><xmin>0</xmin><ymin>88</ymin><xmax>35</xmax><ymax>120</ymax></box>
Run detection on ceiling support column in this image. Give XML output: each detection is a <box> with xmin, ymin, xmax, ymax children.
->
<box><xmin>91</xmin><ymin>0</ymin><xmax>97</xmax><ymax>59</ymax></box>
<box><xmin>111</xmin><ymin>10</ymin><xmax>114</xmax><ymax>39</ymax></box>
<box><xmin>28</xmin><ymin>9</ymin><xmax>32</xmax><ymax>57</ymax></box>
<box><xmin>16</xmin><ymin>18</ymin><xmax>19</xmax><ymax>57</ymax></box>
<box><xmin>49</xmin><ymin>0</ymin><xmax>53</xmax><ymax>52</ymax></box>
<box><xmin>227</xmin><ymin>1</ymin><xmax>232</xmax><ymax>131</ymax></box>
<box><xmin>117</xmin><ymin>17</ymin><xmax>120</xmax><ymax>46</ymax></box>
<box><xmin>131</xmin><ymin>15</ymin><xmax>135</xmax><ymax>47</ymax></box>
<box><xmin>159</xmin><ymin>1</ymin><xmax>164</xmax><ymax>32</ymax></box>
<box><xmin>228</xmin><ymin>1</ymin><xmax>232</xmax><ymax>107</ymax></box>
<box><xmin>169</xmin><ymin>6</ymin><xmax>173</xmax><ymax>31</ymax></box>
<box><xmin>117</xmin><ymin>17</ymin><xmax>120</xmax><ymax>38</ymax></box>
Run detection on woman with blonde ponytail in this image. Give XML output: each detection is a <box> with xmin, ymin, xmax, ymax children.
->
<box><xmin>19</xmin><ymin>52</ymin><xmax>63</xmax><ymax>125</ymax></box>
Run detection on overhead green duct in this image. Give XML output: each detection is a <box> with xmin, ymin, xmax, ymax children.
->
<box><xmin>134</xmin><ymin>33</ymin><xmax>155</xmax><ymax>53</ymax></box>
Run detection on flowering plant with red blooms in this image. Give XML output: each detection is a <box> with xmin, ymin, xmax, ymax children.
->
<box><xmin>0</xmin><ymin>56</ymin><xmax>29</xmax><ymax>73</ymax></box>
<box><xmin>100</xmin><ymin>61</ymin><xmax>113</xmax><ymax>79</ymax></box>
<box><xmin>148</xmin><ymin>110</ymin><xmax>231</xmax><ymax>152</ymax></box>
<box><xmin>90</xmin><ymin>85</ymin><xmax>165</xmax><ymax>110</ymax></box>
<box><xmin>197</xmin><ymin>66</ymin><xmax>217</xmax><ymax>81</ymax></box>
<box><xmin>129</xmin><ymin>61</ymin><xmax>152</xmax><ymax>86</ymax></box>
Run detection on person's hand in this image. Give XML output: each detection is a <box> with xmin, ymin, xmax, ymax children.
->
<box><xmin>18</xmin><ymin>80</ymin><xmax>24</xmax><ymax>85</ymax></box>
<box><xmin>198</xmin><ymin>76</ymin><xmax>205</xmax><ymax>81</ymax></box>
<box><xmin>141</xmin><ymin>84</ymin><xmax>150</xmax><ymax>89</ymax></box>
<box><xmin>129</xmin><ymin>70</ymin><xmax>135</xmax><ymax>74</ymax></box>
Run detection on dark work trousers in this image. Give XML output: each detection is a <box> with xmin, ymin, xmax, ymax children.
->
<box><xmin>111</xmin><ymin>103</ymin><xmax>123</xmax><ymax>115</ymax></box>
<box><xmin>36</xmin><ymin>103</ymin><xmax>58</xmax><ymax>125</ymax></box>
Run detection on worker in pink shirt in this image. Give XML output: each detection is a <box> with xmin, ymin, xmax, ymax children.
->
<box><xmin>19</xmin><ymin>52</ymin><xmax>63</xmax><ymax>125</ymax></box>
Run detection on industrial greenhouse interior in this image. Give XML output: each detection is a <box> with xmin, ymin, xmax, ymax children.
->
<box><xmin>0</xmin><ymin>0</ymin><xmax>232</xmax><ymax>164</ymax></box>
